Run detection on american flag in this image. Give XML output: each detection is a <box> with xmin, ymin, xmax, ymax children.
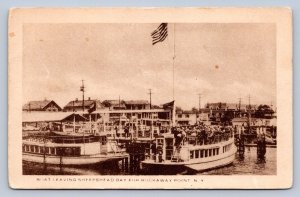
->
<box><xmin>151</xmin><ymin>23</ymin><xmax>168</xmax><ymax>45</ymax></box>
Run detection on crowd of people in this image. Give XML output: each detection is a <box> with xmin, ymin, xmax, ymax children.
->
<box><xmin>171</xmin><ymin>124</ymin><xmax>234</xmax><ymax>147</ymax></box>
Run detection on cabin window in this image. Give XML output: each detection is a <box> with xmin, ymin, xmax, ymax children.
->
<box><xmin>185</xmin><ymin>114</ymin><xmax>189</xmax><ymax>118</ymax></box>
<box><xmin>40</xmin><ymin>147</ymin><xmax>45</xmax><ymax>154</ymax></box>
<box><xmin>73</xmin><ymin>147</ymin><xmax>81</xmax><ymax>156</ymax></box>
<box><xmin>213</xmin><ymin>149</ymin><xmax>215</xmax><ymax>156</ymax></box>
<box><xmin>30</xmin><ymin>145</ymin><xmax>34</xmax><ymax>152</ymax></box>
<box><xmin>178</xmin><ymin>115</ymin><xmax>182</xmax><ymax>118</ymax></box>
<box><xmin>200</xmin><ymin>150</ymin><xmax>204</xmax><ymax>158</ymax></box>
<box><xmin>22</xmin><ymin>145</ymin><xmax>25</xmax><ymax>152</ymax></box>
<box><xmin>209</xmin><ymin>149</ymin><xmax>212</xmax><ymax>156</ymax></box>
<box><xmin>45</xmin><ymin>147</ymin><xmax>50</xmax><ymax>154</ymax></box>
<box><xmin>195</xmin><ymin>150</ymin><xmax>199</xmax><ymax>158</ymax></box>
<box><xmin>50</xmin><ymin>147</ymin><xmax>55</xmax><ymax>155</ymax></box>
<box><xmin>190</xmin><ymin>151</ymin><xmax>194</xmax><ymax>159</ymax></box>
<box><xmin>216</xmin><ymin>148</ymin><xmax>219</xmax><ymax>155</ymax></box>
<box><xmin>205</xmin><ymin>150</ymin><xmax>208</xmax><ymax>157</ymax></box>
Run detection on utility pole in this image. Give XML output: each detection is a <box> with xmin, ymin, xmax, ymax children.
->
<box><xmin>80</xmin><ymin>80</ymin><xmax>85</xmax><ymax>112</ymax></box>
<box><xmin>148</xmin><ymin>89</ymin><xmax>152</xmax><ymax>109</ymax></box>
<box><xmin>248</xmin><ymin>94</ymin><xmax>251</xmax><ymax>110</ymax></box>
<box><xmin>198</xmin><ymin>93</ymin><xmax>202</xmax><ymax>112</ymax></box>
<box><xmin>238</xmin><ymin>97</ymin><xmax>242</xmax><ymax>111</ymax></box>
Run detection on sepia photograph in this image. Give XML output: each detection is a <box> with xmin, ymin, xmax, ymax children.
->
<box><xmin>8</xmin><ymin>8</ymin><xmax>292</xmax><ymax>189</ymax></box>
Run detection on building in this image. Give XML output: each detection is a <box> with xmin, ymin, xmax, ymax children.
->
<box><xmin>23</xmin><ymin>100</ymin><xmax>62</xmax><ymax>112</ymax></box>
<box><xmin>205</xmin><ymin>102</ymin><xmax>257</xmax><ymax>123</ymax></box>
<box><xmin>175</xmin><ymin>109</ymin><xmax>210</xmax><ymax>126</ymax></box>
<box><xmin>63</xmin><ymin>97</ymin><xmax>104</xmax><ymax>112</ymax></box>
<box><xmin>102</xmin><ymin>100</ymin><xmax>126</xmax><ymax>110</ymax></box>
<box><xmin>124</xmin><ymin>100</ymin><xmax>150</xmax><ymax>110</ymax></box>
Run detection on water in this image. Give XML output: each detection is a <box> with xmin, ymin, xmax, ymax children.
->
<box><xmin>23</xmin><ymin>147</ymin><xmax>276</xmax><ymax>175</ymax></box>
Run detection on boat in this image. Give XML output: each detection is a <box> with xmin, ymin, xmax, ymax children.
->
<box><xmin>141</xmin><ymin>129</ymin><xmax>237</xmax><ymax>174</ymax></box>
<box><xmin>22</xmin><ymin>133</ymin><xmax>128</xmax><ymax>166</ymax></box>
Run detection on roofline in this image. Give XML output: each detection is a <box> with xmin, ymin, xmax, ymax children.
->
<box><xmin>92</xmin><ymin>109</ymin><xmax>170</xmax><ymax>114</ymax></box>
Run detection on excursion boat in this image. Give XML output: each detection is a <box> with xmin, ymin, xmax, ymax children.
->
<box><xmin>141</xmin><ymin>131</ymin><xmax>237</xmax><ymax>174</ymax></box>
<box><xmin>22</xmin><ymin>134</ymin><xmax>128</xmax><ymax>166</ymax></box>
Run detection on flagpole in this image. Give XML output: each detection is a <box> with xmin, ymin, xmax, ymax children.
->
<box><xmin>173</xmin><ymin>23</ymin><xmax>175</xmax><ymax>101</ymax></box>
<box><xmin>172</xmin><ymin>23</ymin><xmax>176</xmax><ymax>127</ymax></box>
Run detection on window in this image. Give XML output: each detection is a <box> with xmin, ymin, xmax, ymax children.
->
<box><xmin>213</xmin><ymin>149</ymin><xmax>215</xmax><ymax>156</ymax></box>
<box><xmin>185</xmin><ymin>114</ymin><xmax>189</xmax><ymax>118</ymax></box>
<box><xmin>190</xmin><ymin>151</ymin><xmax>194</xmax><ymax>159</ymax></box>
<box><xmin>45</xmin><ymin>147</ymin><xmax>50</xmax><ymax>154</ymax></box>
<box><xmin>195</xmin><ymin>150</ymin><xmax>199</xmax><ymax>158</ymax></box>
<box><xmin>30</xmin><ymin>145</ymin><xmax>34</xmax><ymax>152</ymax></box>
<box><xmin>205</xmin><ymin>150</ymin><xmax>208</xmax><ymax>157</ymax></box>
<box><xmin>178</xmin><ymin>115</ymin><xmax>182</xmax><ymax>118</ymax></box>
<box><xmin>50</xmin><ymin>147</ymin><xmax>55</xmax><ymax>155</ymax></box>
<box><xmin>200</xmin><ymin>150</ymin><xmax>204</xmax><ymax>158</ymax></box>
<box><xmin>209</xmin><ymin>149</ymin><xmax>212</xmax><ymax>156</ymax></box>
<box><xmin>40</xmin><ymin>147</ymin><xmax>45</xmax><ymax>154</ymax></box>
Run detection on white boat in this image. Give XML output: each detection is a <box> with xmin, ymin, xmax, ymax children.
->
<box><xmin>141</xmin><ymin>132</ymin><xmax>237</xmax><ymax>174</ymax></box>
<box><xmin>22</xmin><ymin>134</ymin><xmax>128</xmax><ymax>166</ymax></box>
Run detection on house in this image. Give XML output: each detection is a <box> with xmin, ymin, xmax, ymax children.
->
<box><xmin>63</xmin><ymin>97</ymin><xmax>104</xmax><ymax>112</ymax></box>
<box><xmin>176</xmin><ymin>110</ymin><xmax>197</xmax><ymax>125</ymax></box>
<box><xmin>124</xmin><ymin>100</ymin><xmax>150</xmax><ymax>110</ymax></box>
<box><xmin>102</xmin><ymin>100</ymin><xmax>126</xmax><ymax>110</ymax></box>
<box><xmin>22</xmin><ymin>100</ymin><xmax>62</xmax><ymax>112</ymax></box>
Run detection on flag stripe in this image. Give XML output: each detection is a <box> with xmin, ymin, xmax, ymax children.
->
<box><xmin>152</xmin><ymin>29</ymin><xmax>168</xmax><ymax>40</ymax></box>
<box><xmin>152</xmin><ymin>32</ymin><xmax>168</xmax><ymax>45</ymax></box>
<box><xmin>151</xmin><ymin>23</ymin><xmax>168</xmax><ymax>45</ymax></box>
<box><xmin>152</xmin><ymin>28</ymin><xmax>168</xmax><ymax>39</ymax></box>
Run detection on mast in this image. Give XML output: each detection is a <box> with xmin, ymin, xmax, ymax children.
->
<box><xmin>73</xmin><ymin>114</ymin><xmax>76</xmax><ymax>132</ymax></box>
<box><xmin>198</xmin><ymin>93</ymin><xmax>202</xmax><ymax>124</ymax></box>
<box><xmin>248</xmin><ymin>94</ymin><xmax>251</xmax><ymax>132</ymax></box>
<box><xmin>80</xmin><ymin>80</ymin><xmax>85</xmax><ymax>112</ymax></box>
<box><xmin>148</xmin><ymin>89</ymin><xmax>153</xmax><ymax>138</ymax></box>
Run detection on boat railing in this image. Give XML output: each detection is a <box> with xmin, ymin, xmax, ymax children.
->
<box><xmin>23</xmin><ymin>134</ymin><xmax>100</xmax><ymax>144</ymax></box>
<box><xmin>186</xmin><ymin>132</ymin><xmax>234</xmax><ymax>146</ymax></box>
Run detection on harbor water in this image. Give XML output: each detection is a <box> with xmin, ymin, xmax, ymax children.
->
<box><xmin>23</xmin><ymin>146</ymin><xmax>276</xmax><ymax>175</ymax></box>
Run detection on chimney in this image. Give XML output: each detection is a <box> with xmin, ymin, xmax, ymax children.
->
<box><xmin>75</xmin><ymin>98</ymin><xmax>78</xmax><ymax>101</ymax></box>
<box><xmin>88</xmin><ymin>97</ymin><xmax>91</xmax><ymax>100</ymax></box>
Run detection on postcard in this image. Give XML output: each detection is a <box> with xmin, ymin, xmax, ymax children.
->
<box><xmin>8</xmin><ymin>8</ymin><xmax>293</xmax><ymax>189</ymax></box>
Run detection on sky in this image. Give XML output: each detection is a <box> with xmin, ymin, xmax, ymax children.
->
<box><xmin>23</xmin><ymin>23</ymin><xmax>276</xmax><ymax>110</ymax></box>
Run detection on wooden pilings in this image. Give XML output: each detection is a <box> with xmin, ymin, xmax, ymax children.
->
<box><xmin>257</xmin><ymin>136</ymin><xmax>266</xmax><ymax>163</ymax></box>
<box><xmin>235</xmin><ymin>134</ymin><xmax>245</xmax><ymax>159</ymax></box>
<box><xmin>120</xmin><ymin>142</ymin><xmax>147</xmax><ymax>173</ymax></box>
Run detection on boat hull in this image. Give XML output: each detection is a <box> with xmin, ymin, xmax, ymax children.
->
<box><xmin>23</xmin><ymin>153</ymin><xmax>127</xmax><ymax>166</ymax></box>
<box><xmin>141</xmin><ymin>146</ymin><xmax>237</xmax><ymax>174</ymax></box>
<box><xmin>184</xmin><ymin>151</ymin><xmax>235</xmax><ymax>172</ymax></box>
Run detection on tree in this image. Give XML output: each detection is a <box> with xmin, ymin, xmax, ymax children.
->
<box><xmin>191</xmin><ymin>107</ymin><xmax>198</xmax><ymax>113</ymax></box>
<box><xmin>254</xmin><ymin>105</ymin><xmax>274</xmax><ymax>119</ymax></box>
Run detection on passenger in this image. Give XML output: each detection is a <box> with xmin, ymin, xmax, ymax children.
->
<box><xmin>124</xmin><ymin>125</ymin><xmax>130</xmax><ymax>138</ymax></box>
<box><xmin>208</xmin><ymin>128</ymin><xmax>215</xmax><ymax>144</ymax></box>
